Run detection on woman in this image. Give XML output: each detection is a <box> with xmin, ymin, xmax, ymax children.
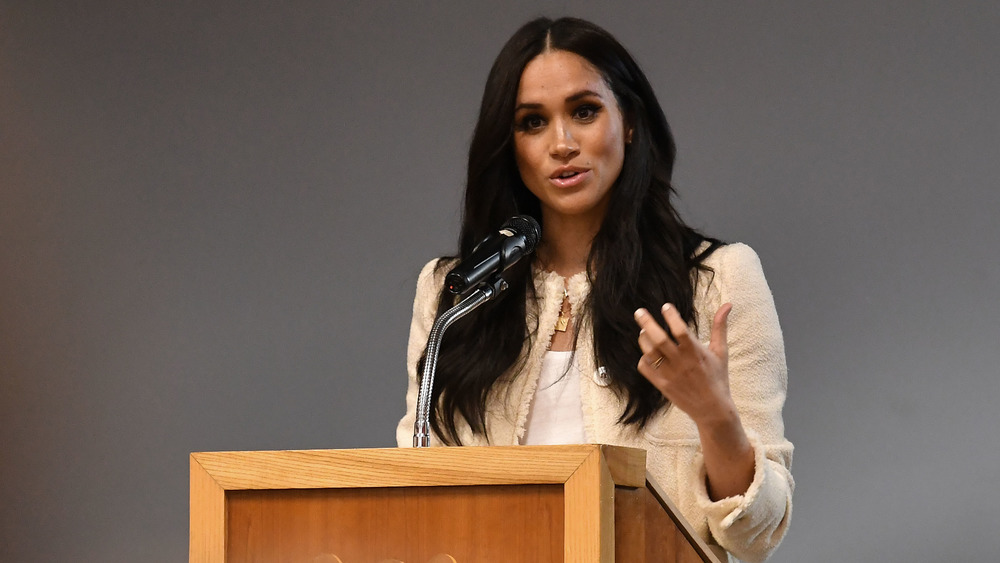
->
<box><xmin>397</xmin><ymin>17</ymin><xmax>792</xmax><ymax>563</ymax></box>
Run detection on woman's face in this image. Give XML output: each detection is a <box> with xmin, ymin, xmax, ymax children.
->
<box><xmin>513</xmin><ymin>50</ymin><xmax>628</xmax><ymax>228</ymax></box>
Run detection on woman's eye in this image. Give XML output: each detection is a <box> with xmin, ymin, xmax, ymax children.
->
<box><xmin>574</xmin><ymin>105</ymin><xmax>600</xmax><ymax>121</ymax></box>
<box><xmin>517</xmin><ymin>115</ymin><xmax>545</xmax><ymax>132</ymax></box>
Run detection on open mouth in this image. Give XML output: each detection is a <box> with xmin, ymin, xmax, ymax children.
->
<box><xmin>550</xmin><ymin>169</ymin><xmax>590</xmax><ymax>187</ymax></box>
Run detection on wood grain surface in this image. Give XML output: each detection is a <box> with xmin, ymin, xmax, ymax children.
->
<box><xmin>226</xmin><ymin>484</ymin><xmax>563</xmax><ymax>562</ymax></box>
<box><xmin>189</xmin><ymin>445</ymin><xmax>720</xmax><ymax>563</ymax></box>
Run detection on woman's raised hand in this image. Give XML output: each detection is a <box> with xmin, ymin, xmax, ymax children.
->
<box><xmin>633</xmin><ymin>303</ymin><xmax>734</xmax><ymax>426</ymax></box>
<box><xmin>634</xmin><ymin>302</ymin><xmax>756</xmax><ymax>500</ymax></box>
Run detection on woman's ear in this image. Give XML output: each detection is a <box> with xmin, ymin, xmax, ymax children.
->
<box><xmin>626</xmin><ymin>128</ymin><xmax>634</xmax><ymax>145</ymax></box>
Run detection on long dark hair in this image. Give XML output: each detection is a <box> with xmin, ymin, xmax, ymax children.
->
<box><xmin>421</xmin><ymin>17</ymin><xmax>721</xmax><ymax>444</ymax></box>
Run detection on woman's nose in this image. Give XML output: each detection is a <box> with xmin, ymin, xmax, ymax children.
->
<box><xmin>550</xmin><ymin>121</ymin><xmax>579</xmax><ymax>159</ymax></box>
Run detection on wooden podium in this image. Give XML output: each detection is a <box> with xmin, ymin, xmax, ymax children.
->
<box><xmin>190</xmin><ymin>445</ymin><xmax>724</xmax><ymax>563</ymax></box>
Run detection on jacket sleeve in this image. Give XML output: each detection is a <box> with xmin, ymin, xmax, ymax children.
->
<box><xmin>396</xmin><ymin>259</ymin><xmax>446</xmax><ymax>448</ymax></box>
<box><xmin>693</xmin><ymin>243</ymin><xmax>794</xmax><ymax>563</ymax></box>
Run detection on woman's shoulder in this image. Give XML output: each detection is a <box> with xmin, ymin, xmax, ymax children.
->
<box><xmin>411</xmin><ymin>257</ymin><xmax>459</xmax><ymax>323</ymax></box>
<box><xmin>700</xmin><ymin>241</ymin><xmax>762</xmax><ymax>270</ymax></box>
<box><xmin>700</xmin><ymin>241</ymin><xmax>767</xmax><ymax>278</ymax></box>
<box><xmin>416</xmin><ymin>257</ymin><xmax>459</xmax><ymax>288</ymax></box>
<box><xmin>695</xmin><ymin>241</ymin><xmax>774</xmax><ymax>305</ymax></box>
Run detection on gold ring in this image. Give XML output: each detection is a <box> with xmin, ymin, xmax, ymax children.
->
<box><xmin>651</xmin><ymin>356</ymin><xmax>664</xmax><ymax>369</ymax></box>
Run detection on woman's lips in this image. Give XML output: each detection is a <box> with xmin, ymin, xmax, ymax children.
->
<box><xmin>549</xmin><ymin>169</ymin><xmax>592</xmax><ymax>188</ymax></box>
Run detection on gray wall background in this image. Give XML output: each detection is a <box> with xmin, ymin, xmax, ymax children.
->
<box><xmin>2</xmin><ymin>2</ymin><xmax>998</xmax><ymax>561</ymax></box>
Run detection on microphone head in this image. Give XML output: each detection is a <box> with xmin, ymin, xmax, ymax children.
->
<box><xmin>501</xmin><ymin>215</ymin><xmax>541</xmax><ymax>253</ymax></box>
<box><xmin>444</xmin><ymin>215</ymin><xmax>541</xmax><ymax>295</ymax></box>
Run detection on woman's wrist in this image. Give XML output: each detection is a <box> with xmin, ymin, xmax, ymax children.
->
<box><xmin>692</xmin><ymin>395</ymin><xmax>742</xmax><ymax>433</ymax></box>
<box><xmin>695</xmin><ymin>402</ymin><xmax>755</xmax><ymax>500</ymax></box>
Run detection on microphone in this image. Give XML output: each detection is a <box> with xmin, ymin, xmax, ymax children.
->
<box><xmin>414</xmin><ymin>215</ymin><xmax>539</xmax><ymax>447</ymax></box>
<box><xmin>445</xmin><ymin>215</ymin><xmax>541</xmax><ymax>294</ymax></box>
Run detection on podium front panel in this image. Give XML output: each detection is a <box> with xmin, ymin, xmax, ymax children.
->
<box><xmin>226</xmin><ymin>484</ymin><xmax>564</xmax><ymax>562</ymax></box>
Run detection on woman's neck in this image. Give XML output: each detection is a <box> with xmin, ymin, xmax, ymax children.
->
<box><xmin>535</xmin><ymin>213</ymin><xmax>601</xmax><ymax>277</ymax></box>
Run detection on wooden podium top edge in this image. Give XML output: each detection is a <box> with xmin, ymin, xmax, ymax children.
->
<box><xmin>190</xmin><ymin>444</ymin><xmax>645</xmax><ymax>490</ymax></box>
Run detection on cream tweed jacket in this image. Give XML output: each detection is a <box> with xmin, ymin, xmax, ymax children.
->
<box><xmin>396</xmin><ymin>243</ymin><xmax>793</xmax><ymax>563</ymax></box>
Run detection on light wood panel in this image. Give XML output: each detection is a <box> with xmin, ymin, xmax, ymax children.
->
<box><xmin>645</xmin><ymin>478</ymin><xmax>724</xmax><ymax>563</ymax></box>
<box><xmin>226</xmin><ymin>484</ymin><xmax>563</xmax><ymax>562</ymax></box>
<box><xmin>613</xmin><ymin>484</ymin><xmax>725</xmax><ymax>563</ymax></box>
<box><xmin>563</xmin><ymin>448</ymin><xmax>614</xmax><ymax>562</ymax></box>
<box><xmin>190</xmin><ymin>454</ymin><xmax>225</xmax><ymax>562</ymax></box>
<box><xmin>191</xmin><ymin>445</ymin><xmax>644</xmax><ymax>490</ymax></box>
<box><xmin>189</xmin><ymin>445</ymin><xmax>722</xmax><ymax>563</ymax></box>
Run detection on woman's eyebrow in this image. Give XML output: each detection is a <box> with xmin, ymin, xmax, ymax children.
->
<box><xmin>565</xmin><ymin>89</ymin><xmax>601</xmax><ymax>102</ymax></box>
<box><xmin>515</xmin><ymin>89</ymin><xmax>603</xmax><ymax>112</ymax></box>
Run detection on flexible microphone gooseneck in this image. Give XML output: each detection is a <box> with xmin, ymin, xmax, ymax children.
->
<box><xmin>413</xmin><ymin>215</ymin><xmax>541</xmax><ymax>447</ymax></box>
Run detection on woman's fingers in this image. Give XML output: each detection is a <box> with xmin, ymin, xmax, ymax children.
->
<box><xmin>708</xmin><ymin>302</ymin><xmax>732</xmax><ymax>361</ymax></box>
<box><xmin>633</xmin><ymin>302</ymin><xmax>735</xmax><ymax>424</ymax></box>
<box><xmin>659</xmin><ymin>303</ymin><xmax>697</xmax><ymax>350</ymax></box>
<box><xmin>634</xmin><ymin>308</ymin><xmax>677</xmax><ymax>363</ymax></box>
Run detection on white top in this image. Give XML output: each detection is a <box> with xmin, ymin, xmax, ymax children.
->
<box><xmin>520</xmin><ymin>350</ymin><xmax>587</xmax><ymax>445</ymax></box>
